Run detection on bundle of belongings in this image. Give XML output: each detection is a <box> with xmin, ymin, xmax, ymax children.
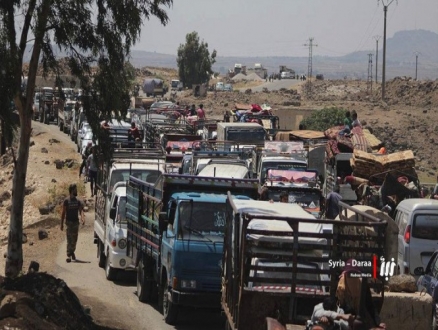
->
<box><xmin>347</xmin><ymin>150</ymin><xmax>419</xmax><ymax>214</ymax></box>
<box><xmin>324</xmin><ymin>125</ymin><xmax>382</xmax><ymax>165</ymax></box>
<box><xmin>231</xmin><ymin>103</ymin><xmax>273</xmax><ymax>123</ymax></box>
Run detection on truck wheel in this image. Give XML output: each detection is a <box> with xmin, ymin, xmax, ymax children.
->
<box><xmin>137</xmin><ymin>259</ymin><xmax>152</xmax><ymax>302</ymax></box>
<box><xmin>98</xmin><ymin>242</ymin><xmax>105</xmax><ymax>268</ymax></box>
<box><xmin>161</xmin><ymin>280</ymin><xmax>178</xmax><ymax>325</ymax></box>
<box><xmin>105</xmin><ymin>252</ymin><xmax>118</xmax><ymax>281</ymax></box>
<box><xmin>59</xmin><ymin>122</ymin><xmax>63</xmax><ymax>132</ymax></box>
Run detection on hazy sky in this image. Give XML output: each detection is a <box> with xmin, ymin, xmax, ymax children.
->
<box><xmin>135</xmin><ymin>0</ymin><xmax>438</xmax><ymax>57</ymax></box>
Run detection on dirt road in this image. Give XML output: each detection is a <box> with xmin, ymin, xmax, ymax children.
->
<box><xmin>29</xmin><ymin>121</ymin><xmax>225</xmax><ymax>329</ymax></box>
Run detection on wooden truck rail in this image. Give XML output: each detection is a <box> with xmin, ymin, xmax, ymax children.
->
<box><xmin>222</xmin><ymin>199</ymin><xmax>388</xmax><ymax>330</ymax></box>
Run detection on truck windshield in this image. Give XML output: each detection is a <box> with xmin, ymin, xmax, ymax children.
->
<box><xmin>117</xmin><ymin>197</ymin><xmax>127</xmax><ymax>223</ymax></box>
<box><xmin>260</xmin><ymin>162</ymin><xmax>307</xmax><ymax>183</ymax></box>
<box><xmin>268</xmin><ymin>191</ymin><xmax>320</xmax><ymax>212</ymax></box>
<box><xmin>227</xmin><ymin>130</ymin><xmax>265</xmax><ymax>144</ymax></box>
<box><xmin>110</xmin><ymin>169</ymin><xmax>161</xmax><ymax>191</ymax></box>
<box><xmin>178</xmin><ymin>202</ymin><xmax>225</xmax><ymax>240</ymax></box>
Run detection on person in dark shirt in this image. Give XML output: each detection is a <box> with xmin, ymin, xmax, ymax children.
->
<box><xmin>326</xmin><ymin>186</ymin><xmax>343</xmax><ymax>219</ymax></box>
<box><xmin>128</xmin><ymin>122</ymin><xmax>141</xmax><ymax>147</ymax></box>
<box><xmin>60</xmin><ymin>184</ymin><xmax>85</xmax><ymax>263</ymax></box>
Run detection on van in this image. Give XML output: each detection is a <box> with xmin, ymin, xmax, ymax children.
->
<box><xmin>394</xmin><ymin>198</ymin><xmax>438</xmax><ymax>275</ymax></box>
<box><xmin>280</xmin><ymin>71</ymin><xmax>292</xmax><ymax>79</ymax></box>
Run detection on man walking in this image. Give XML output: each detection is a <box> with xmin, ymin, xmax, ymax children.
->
<box><xmin>61</xmin><ymin>184</ymin><xmax>85</xmax><ymax>263</ymax></box>
<box><xmin>87</xmin><ymin>146</ymin><xmax>99</xmax><ymax>196</ymax></box>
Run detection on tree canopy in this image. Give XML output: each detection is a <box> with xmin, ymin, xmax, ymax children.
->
<box><xmin>300</xmin><ymin>107</ymin><xmax>348</xmax><ymax>131</ymax></box>
<box><xmin>0</xmin><ymin>0</ymin><xmax>173</xmax><ymax>278</ymax></box>
<box><xmin>176</xmin><ymin>31</ymin><xmax>217</xmax><ymax>89</ymax></box>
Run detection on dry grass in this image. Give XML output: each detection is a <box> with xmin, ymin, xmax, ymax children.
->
<box><xmin>233</xmin><ymin>81</ymin><xmax>265</xmax><ymax>89</ymax></box>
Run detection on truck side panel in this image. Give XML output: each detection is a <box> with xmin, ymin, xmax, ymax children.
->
<box><xmin>126</xmin><ymin>178</ymin><xmax>161</xmax><ymax>264</ymax></box>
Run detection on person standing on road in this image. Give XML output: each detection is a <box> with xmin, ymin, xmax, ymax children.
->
<box><xmin>87</xmin><ymin>146</ymin><xmax>99</xmax><ymax>196</ymax></box>
<box><xmin>60</xmin><ymin>184</ymin><xmax>85</xmax><ymax>263</ymax></box>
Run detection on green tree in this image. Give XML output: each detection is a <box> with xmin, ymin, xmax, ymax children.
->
<box><xmin>177</xmin><ymin>31</ymin><xmax>217</xmax><ymax>89</ymax></box>
<box><xmin>300</xmin><ymin>107</ymin><xmax>347</xmax><ymax>131</ymax></box>
<box><xmin>0</xmin><ymin>0</ymin><xmax>172</xmax><ymax>278</ymax></box>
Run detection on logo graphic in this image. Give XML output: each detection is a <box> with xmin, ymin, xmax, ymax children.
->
<box><xmin>373</xmin><ymin>255</ymin><xmax>396</xmax><ymax>280</ymax></box>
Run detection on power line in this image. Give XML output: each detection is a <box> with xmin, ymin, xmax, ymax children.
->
<box><xmin>373</xmin><ymin>35</ymin><xmax>381</xmax><ymax>83</ymax></box>
<box><xmin>414</xmin><ymin>51</ymin><xmax>421</xmax><ymax>80</ymax></box>
<box><xmin>367</xmin><ymin>53</ymin><xmax>373</xmax><ymax>94</ymax></box>
<box><xmin>304</xmin><ymin>38</ymin><xmax>317</xmax><ymax>98</ymax></box>
<box><xmin>378</xmin><ymin>0</ymin><xmax>398</xmax><ymax>101</ymax></box>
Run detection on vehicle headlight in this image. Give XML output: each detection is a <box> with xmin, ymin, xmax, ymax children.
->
<box><xmin>180</xmin><ymin>280</ymin><xmax>197</xmax><ymax>289</ymax></box>
<box><xmin>118</xmin><ymin>239</ymin><xmax>127</xmax><ymax>249</ymax></box>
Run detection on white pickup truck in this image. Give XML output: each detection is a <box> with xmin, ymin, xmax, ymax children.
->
<box><xmin>94</xmin><ymin>147</ymin><xmax>166</xmax><ymax>280</ymax></box>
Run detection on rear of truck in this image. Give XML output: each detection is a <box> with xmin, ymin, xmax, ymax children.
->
<box><xmin>222</xmin><ymin>199</ymin><xmax>388</xmax><ymax>330</ymax></box>
<box><xmin>126</xmin><ymin>174</ymin><xmax>259</xmax><ymax>325</ymax></box>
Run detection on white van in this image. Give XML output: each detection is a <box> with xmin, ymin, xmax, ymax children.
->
<box><xmin>280</xmin><ymin>71</ymin><xmax>293</xmax><ymax>79</ymax></box>
<box><xmin>394</xmin><ymin>198</ymin><xmax>438</xmax><ymax>275</ymax></box>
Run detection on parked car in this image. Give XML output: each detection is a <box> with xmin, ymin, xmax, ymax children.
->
<box><xmin>223</xmin><ymin>84</ymin><xmax>233</xmax><ymax>92</ymax></box>
<box><xmin>149</xmin><ymin>101</ymin><xmax>174</xmax><ymax>113</ymax></box>
<box><xmin>394</xmin><ymin>198</ymin><xmax>438</xmax><ymax>275</ymax></box>
<box><xmin>415</xmin><ymin>250</ymin><xmax>438</xmax><ymax>329</ymax></box>
<box><xmin>76</xmin><ymin>122</ymin><xmax>91</xmax><ymax>153</ymax></box>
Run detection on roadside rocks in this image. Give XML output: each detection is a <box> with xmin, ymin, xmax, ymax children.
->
<box><xmin>0</xmin><ymin>295</ymin><xmax>17</xmax><ymax>319</ymax></box>
<box><xmin>0</xmin><ymin>191</ymin><xmax>11</xmax><ymax>203</ymax></box>
<box><xmin>38</xmin><ymin>229</ymin><xmax>48</xmax><ymax>240</ymax></box>
<box><xmin>38</xmin><ymin>204</ymin><xmax>55</xmax><ymax>215</ymax></box>
<box><xmin>54</xmin><ymin>159</ymin><xmax>76</xmax><ymax>169</ymax></box>
<box><xmin>388</xmin><ymin>274</ymin><xmax>417</xmax><ymax>293</ymax></box>
<box><xmin>41</xmin><ymin>148</ymin><xmax>48</xmax><ymax>154</ymax></box>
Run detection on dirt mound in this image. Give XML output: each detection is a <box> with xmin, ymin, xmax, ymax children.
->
<box><xmin>0</xmin><ymin>273</ymin><xmax>113</xmax><ymax>330</ymax></box>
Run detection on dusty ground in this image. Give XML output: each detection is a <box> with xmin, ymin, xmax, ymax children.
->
<box><xmin>0</xmin><ymin>124</ymin><xmax>105</xmax><ymax>329</ymax></box>
<box><xmin>1</xmin><ymin>66</ymin><xmax>436</xmax><ymax>327</ymax></box>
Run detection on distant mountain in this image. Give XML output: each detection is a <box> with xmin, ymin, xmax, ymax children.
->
<box><xmin>24</xmin><ymin>29</ymin><xmax>438</xmax><ymax>80</ymax></box>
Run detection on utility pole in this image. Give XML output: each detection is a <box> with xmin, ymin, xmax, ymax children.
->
<box><xmin>304</xmin><ymin>37</ymin><xmax>317</xmax><ymax>98</ymax></box>
<box><xmin>367</xmin><ymin>53</ymin><xmax>373</xmax><ymax>94</ymax></box>
<box><xmin>378</xmin><ymin>0</ymin><xmax>397</xmax><ymax>101</ymax></box>
<box><xmin>373</xmin><ymin>35</ymin><xmax>381</xmax><ymax>83</ymax></box>
<box><xmin>414</xmin><ymin>51</ymin><xmax>420</xmax><ymax>80</ymax></box>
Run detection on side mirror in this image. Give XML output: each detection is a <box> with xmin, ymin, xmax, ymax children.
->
<box><xmin>166</xmin><ymin>225</ymin><xmax>175</xmax><ymax>239</ymax></box>
<box><xmin>158</xmin><ymin>212</ymin><xmax>168</xmax><ymax>233</ymax></box>
<box><xmin>414</xmin><ymin>267</ymin><xmax>425</xmax><ymax>276</ymax></box>
<box><xmin>109</xmin><ymin>207</ymin><xmax>116</xmax><ymax>220</ymax></box>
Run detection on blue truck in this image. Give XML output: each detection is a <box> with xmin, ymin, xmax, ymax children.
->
<box><xmin>126</xmin><ymin>173</ymin><xmax>259</xmax><ymax>325</ymax></box>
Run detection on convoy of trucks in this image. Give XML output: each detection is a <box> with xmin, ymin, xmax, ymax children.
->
<box><xmin>84</xmin><ymin>105</ymin><xmax>421</xmax><ymax>329</ymax></box>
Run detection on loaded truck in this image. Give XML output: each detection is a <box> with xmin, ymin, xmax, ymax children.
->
<box><xmin>222</xmin><ymin>198</ymin><xmax>392</xmax><ymax>330</ymax></box>
<box><xmin>216</xmin><ymin>122</ymin><xmax>266</xmax><ymax>147</ymax></box>
<box><xmin>94</xmin><ymin>146</ymin><xmax>166</xmax><ymax>280</ymax></box>
<box><xmin>126</xmin><ymin>173</ymin><xmax>259</xmax><ymax>324</ymax></box>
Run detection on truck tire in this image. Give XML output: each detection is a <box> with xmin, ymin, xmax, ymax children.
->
<box><xmin>98</xmin><ymin>242</ymin><xmax>105</xmax><ymax>268</ymax></box>
<box><xmin>59</xmin><ymin>122</ymin><xmax>64</xmax><ymax>132</ymax></box>
<box><xmin>105</xmin><ymin>251</ymin><xmax>118</xmax><ymax>281</ymax></box>
<box><xmin>160</xmin><ymin>276</ymin><xmax>178</xmax><ymax>325</ymax></box>
<box><xmin>137</xmin><ymin>259</ymin><xmax>152</xmax><ymax>302</ymax></box>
